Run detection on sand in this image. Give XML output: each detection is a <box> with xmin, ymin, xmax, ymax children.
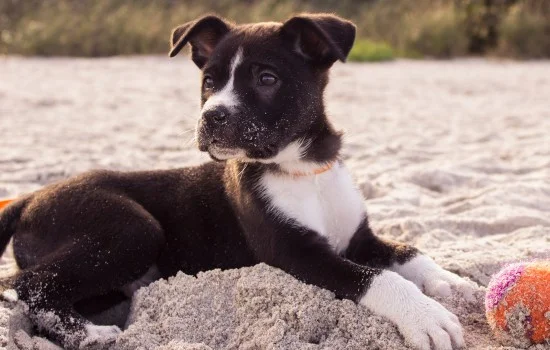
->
<box><xmin>0</xmin><ymin>56</ymin><xmax>549</xmax><ymax>349</ymax></box>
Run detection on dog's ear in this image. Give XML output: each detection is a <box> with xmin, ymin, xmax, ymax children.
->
<box><xmin>281</xmin><ymin>14</ymin><xmax>356</xmax><ymax>66</ymax></box>
<box><xmin>169</xmin><ymin>15</ymin><xmax>232</xmax><ymax>68</ymax></box>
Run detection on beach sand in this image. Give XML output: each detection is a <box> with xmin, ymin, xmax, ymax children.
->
<box><xmin>0</xmin><ymin>56</ymin><xmax>549</xmax><ymax>349</ymax></box>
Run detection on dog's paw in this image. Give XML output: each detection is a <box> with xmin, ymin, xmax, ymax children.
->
<box><xmin>391</xmin><ymin>254</ymin><xmax>477</xmax><ymax>303</ymax></box>
<box><xmin>361</xmin><ymin>271</ymin><xmax>464</xmax><ymax>350</ymax></box>
<box><xmin>79</xmin><ymin>324</ymin><xmax>121</xmax><ymax>349</ymax></box>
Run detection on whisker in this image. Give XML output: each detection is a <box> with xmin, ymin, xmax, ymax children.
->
<box><xmin>179</xmin><ymin>128</ymin><xmax>196</xmax><ymax>137</ymax></box>
<box><xmin>298</xmin><ymin>137</ymin><xmax>311</xmax><ymax>158</ymax></box>
<box><xmin>238</xmin><ymin>163</ymin><xmax>248</xmax><ymax>183</ymax></box>
<box><xmin>183</xmin><ymin>134</ymin><xmax>197</xmax><ymax>147</ymax></box>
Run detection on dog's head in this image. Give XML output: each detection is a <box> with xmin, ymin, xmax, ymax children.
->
<box><xmin>170</xmin><ymin>14</ymin><xmax>355</xmax><ymax>164</ymax></box>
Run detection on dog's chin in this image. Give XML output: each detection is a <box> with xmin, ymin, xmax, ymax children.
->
<box><xmin>208</xmin><ymin>153</ymin><xmax>225</xmax><ymax>162</ymax></box>
<box><xmin>204</xmin><ymin>142</ymin><xmax>282</xmax><ymax>162</ymax></box>
<box><xmin>207</xmin><ymin>146</ymin><xmax>245</xmax><ymax>162</ymax></box>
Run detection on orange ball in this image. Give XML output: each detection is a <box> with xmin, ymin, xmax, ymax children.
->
<box><xmin>485</xmin><ymin>261</ymin><xmax>550</xmax><ymax>347</ymax></box>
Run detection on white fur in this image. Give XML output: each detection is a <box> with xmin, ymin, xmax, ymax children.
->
<box><xmin>201</xmin><ymin>47</ymin><xmax>243</xmax><ymax>114</ymax></box>
<box><xmin>0</xmin><ymin>261</ymin><xmax>19</xmax><ymax>279</ymax></box>
<box><xmin>391</xmin><ymin>254</ymin><xmax>477</xmax><ymax>302</ymax></box>
<box><xmin>120</xmin><ymin>265</ymin><xmax>161</xmax><ymax>297</ymax></box>
<box><xmin>2</xmin><ymin>288</ymin><xmax>18</xmax><ymax>302</ymax></box>
<box><xmin>81</xmin><ymin>324</ymin><xmax>121</xmax><ymax>347</ymax></box>
<box><xmin>259</xmin><ymin>161</ymin><xmax>364</xmax><ymax>253</ymax></box>
<box><xmin>361</xmin><ymin>271</ymin><xmax>465</xmax><ymax>350</ymax></box>
<box><xmin>209</xmin><ymin>146</ymin><xmax>247</xmax><ymax>161</ymax></box>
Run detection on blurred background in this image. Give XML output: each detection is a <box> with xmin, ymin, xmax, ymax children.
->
<box><xmin>1</xmin><ymin>0</ymin><xmax>549</xmax><ymax>60</ymax></box>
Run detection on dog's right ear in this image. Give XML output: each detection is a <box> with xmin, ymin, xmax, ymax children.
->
<box><xmin>281</xmin><ymin>14</ymin><xmax>356</xmax><ymax>67</ymax></box>
<box><xmin>169</xmin><ymin>15</ymin><xmax>231</xmax><ymax>68</ymax></box>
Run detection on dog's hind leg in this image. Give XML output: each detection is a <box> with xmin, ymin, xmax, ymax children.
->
<box><xmin>9</xmin><ymin>201</ymin><xmax>165</xmax><ymax>349</ymax></box>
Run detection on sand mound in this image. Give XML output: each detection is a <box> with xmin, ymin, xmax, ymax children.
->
<box><xmin>118</xmin><ymin>264</ymin><xmax>407</xmax><ymax>350</ymax></box>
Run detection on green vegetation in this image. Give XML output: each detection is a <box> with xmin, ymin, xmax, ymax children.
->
<box><xmin>348</xmin><ymin>39</ymin><xmax>394</xmax><ymax>62</ymax></box>
<box><xmin>402</xmin><ymin>8</ymin><xmax>469</xmax><ymax>58</ymax></box>
<box><xmin>497</xmin><ymin>3</ymin><xmax>550</xmax><ymax>58</ymax></box>
<box><xmin>0</xmin><ymin>0</ymin><xmax>548</xmax><ymax>60</ymax></box>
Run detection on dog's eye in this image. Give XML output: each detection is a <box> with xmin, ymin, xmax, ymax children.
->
<box><xmin>258</xmin><ymin>73</ymin><xmax>277</xmax><ymax>86</ymax></box>
<box><xmin>203</xmin><ymin>76</ymin><xmax>214</xmax><ymax>89</ymax></box>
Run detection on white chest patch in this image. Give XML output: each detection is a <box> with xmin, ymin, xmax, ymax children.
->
<box><xmin>259</xmin><ymin>162</ymin><xmax>365</xmax><ymax>253</ymax></box>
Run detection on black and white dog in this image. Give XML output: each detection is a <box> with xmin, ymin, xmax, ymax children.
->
<box><xmin>0</xmin><ymin>14</ymin><xmax>476</xmax><ymax>350</ymax></box>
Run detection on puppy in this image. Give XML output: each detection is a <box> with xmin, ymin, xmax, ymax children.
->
<box><xmin>0</xmin><ymin>14</ymin><xmax>475</xmax><ymax>350</ymax></box>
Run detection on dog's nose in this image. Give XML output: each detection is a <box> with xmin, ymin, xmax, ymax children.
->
<box><xmin>203</xmin><ymin>107</ymin><xmax>229</xmax><ymax>124</ymax></box>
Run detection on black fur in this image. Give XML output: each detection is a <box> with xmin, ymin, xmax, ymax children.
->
<box><xmin>169</xmin><ymin>15</ymin><xmax>232</xmax><ymax>66</ymax></box>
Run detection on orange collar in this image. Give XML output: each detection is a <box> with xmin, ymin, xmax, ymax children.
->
<box><xmin>281</xmin><ymin>161</ymin><xmax>336</xmax><ymax>177</ymax></box>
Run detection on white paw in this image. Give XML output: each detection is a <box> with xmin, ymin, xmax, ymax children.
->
<box><xmin>80</xmin><ymin>324</ymin><xmax>121</xmax><ymax>348</ymax></box>
<box><xmin>391</xmin><ymin>255</ymin><xmax>477</xmax><ymax>302</ymax></box>
<box><xmin>2</xmin><ymin>288</ymin><xmax>19</xmax><ymax>302</ymax></box>
<box><xmin>361</xmin><ymin>271</ymin><xmax>464</xmax><ymax>350</ymax></box>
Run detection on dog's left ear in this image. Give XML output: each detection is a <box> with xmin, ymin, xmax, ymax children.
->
<box><xmin>281</xmin><ymin>14</ymin><xmax>356</xmax><ymax>66</ymax></box>
<box><xmin>169</xmin><ymin>15</ymin><xmax>232</xmax><ymax>68</ymax></box>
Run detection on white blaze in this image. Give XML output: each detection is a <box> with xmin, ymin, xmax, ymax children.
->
<box><xmin>201</xmin><ymin>47</ymin><xmax>243</xmax><ymax>113</ymax></box>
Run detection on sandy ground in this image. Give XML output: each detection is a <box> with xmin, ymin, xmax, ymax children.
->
<box><xmin>0</xmin><ymin>56</ymin><xmax>549</xmax><ymax>350</ymax></box>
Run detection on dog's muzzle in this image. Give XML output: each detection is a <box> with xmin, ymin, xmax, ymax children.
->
<box><xmin>197</xmin><ymin>106</ymin><xmax>236</xmax><ymax>152</ymax></box>
<box><xmin>196</xmin><ymin>106</ymin><xmax>279</xmax><ymax>160</ymax></box>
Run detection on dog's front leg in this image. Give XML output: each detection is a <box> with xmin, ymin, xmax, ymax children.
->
<box><xmin>241</xmin><ymin>216</ymin><xmax>464</xmax><ymax>350</ymax></box>
<box><xmin>345</xmin><ymin>222</ymin><xmax>477</xmax><ymax>303</ymax></box>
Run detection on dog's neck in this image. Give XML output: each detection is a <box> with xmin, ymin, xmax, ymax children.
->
<box><xmin>298</xmin><ymin>119</ymin><xmax>342</xmax><ymax>161</ymax></box>
<box><xmin>278</xmin><ymin>160</ymin><xmax>336</xmax><ymax>177</ymax></box>
<box><xmin>228</xmin><ymin>118</ymin><xmax>342</xmax><ymax>181</ymax></box>
<box><xmin>252</xmin><ymin>117</ymin><xmax>342</xmax><ymax>172</ymax></box>
<box><xmin>276</xmin><ymin>117</ymin><xmax>342</xmax><ymax>175</ymax></box>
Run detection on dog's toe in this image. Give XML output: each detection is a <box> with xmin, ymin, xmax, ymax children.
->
<box><xmin>427</xmin><ymin>268</ymin><xmax>478</xmax><ymax>303</ymax></box>
<box><xmin>394</xmin><ymin>254</ymin><xmax>479</xmax><ymax>303</ymax></box>
<box><xmin>79</xmin><ymin>324</ymin><xmax>121</xmax><ymax>349</ymax></box>
<box><xmin>1</xmin><ymin>288</ymin><xmax>19</xmax><ymax>302</ymax></box>
<box><xmin>425</xmin><ymin>279</ymin><xmax>452</xmax><ymax>299</ymax></box>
